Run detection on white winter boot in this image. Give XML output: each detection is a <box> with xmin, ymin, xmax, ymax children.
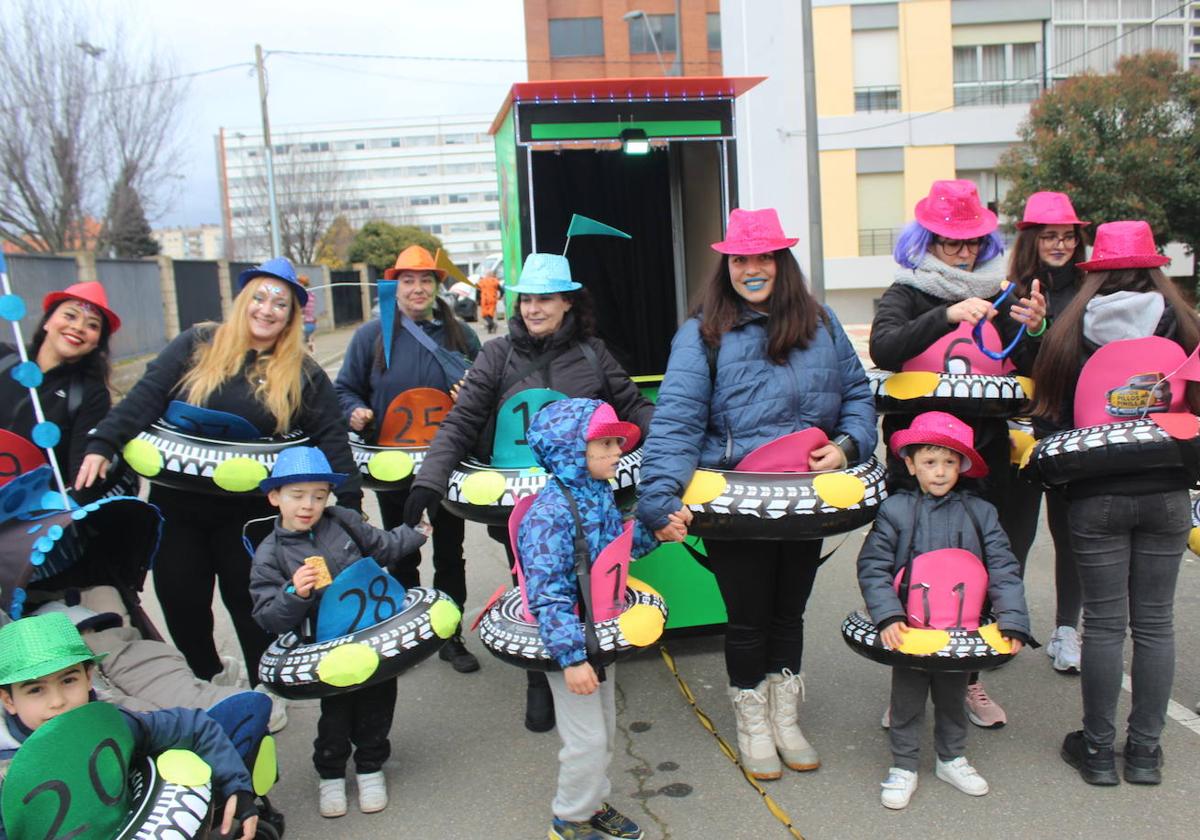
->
<box><xmin>356</xmin><ymin>770</ymin><xmax>388</xmax><ymax>813</ymax></box>
<box><xmin>766</xmin><ymin>670</ymin><xmax>820</xmax><ymax>771</ymax></box>
<box><xmin>728</xmin><ymin>681</ymin><xmax>782</xmax><ymax>780</ymax></box>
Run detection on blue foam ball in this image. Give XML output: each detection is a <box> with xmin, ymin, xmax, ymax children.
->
<box><xmin>0</xmin><ymin>294</ymin><xmax>25</xmax><ymax>321</ymax></box>
<box><xmin>34</xmin><ymin>536</ymin><xmax>54</xmax><ymax>553</ymax></box>
<box><xmin>26</xmin><ymin>524</ymin><xmax>42</xmax><ymax>535</ymax></box>
<box><xmin>47</xmin><ymin>524</ymin><xmax>63</xmax><ymax>540</ymax></box>
<box><xmin>84</xmin><ymin>503</ymin><xmax>101</xmax><ymax>512</ymax></box>
<box><xmin>31</xmin><ymin>422</ymin><xmax>60</xmax><ymax>448</ymax></box>
<box><xmin>71</xmin><ymin>509</ymin><xmax>88</xmax><ymax>520</ymax></box>
<box><xmin>12</xmin><ymin>361</ymin><xmax>42</xmax><ymax>389</ymax></box>
<box><xmin>30</xmin><ymin>551</ymin><xmax>44</xmax><ymax>566</ymax></box>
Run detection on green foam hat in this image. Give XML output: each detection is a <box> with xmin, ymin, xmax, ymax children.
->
<box><xmin>0</xmin><ymin>612</ymin><xmax>106</xmax><ymax>686</ymax></box>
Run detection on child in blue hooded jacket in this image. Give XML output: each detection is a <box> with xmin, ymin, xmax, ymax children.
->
<box><xmin>518</xmin><ymin>398</ymin><xmax>688</xmax><ymax>840</ymax></box>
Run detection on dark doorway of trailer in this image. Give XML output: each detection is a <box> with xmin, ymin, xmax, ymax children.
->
<box><xmin>530</xmin><ymin>142</ymin><xmax>726</xmax><ymax>377</ymax></box>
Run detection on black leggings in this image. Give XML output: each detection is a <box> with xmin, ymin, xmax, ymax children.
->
<box><xmin>377</xmin><ymin>487</ymin><xmax>467</xmax><ymax>610</ymax></box>
<box><xmin>705</xmin><ymin>539</ymin><xmax>822</xmax><ymax>690</ymax></box>
<box><xmin>313</xmin><ymin>677</ymin><xmax>397</xmax><ymax>778</ymax></box>
<box><xmin>149</xmin><ymin>487</ymin><xmax>275</xmax><ymax>682</ymax></box>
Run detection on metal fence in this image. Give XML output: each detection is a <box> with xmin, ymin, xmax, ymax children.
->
<box><xmin>173</xmin><ymin>260</ymin><xmax>223</xmax><ymax>333</ymax></box>
<box><xmin>93</xmin><ymin>259</ymin><xmax>165</xmax><ymax>358</ymax></box>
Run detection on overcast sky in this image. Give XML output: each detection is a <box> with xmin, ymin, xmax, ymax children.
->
<box><xmin>95</xmin><ymin>0</ymin><xmax>528</xmax><ymax>227</ymax></box>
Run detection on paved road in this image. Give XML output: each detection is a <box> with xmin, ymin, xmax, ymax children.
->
<box><xmin>137</xmin><ymin>317</ymin><xmax>1200</xmax><ymax>840</ymax></box>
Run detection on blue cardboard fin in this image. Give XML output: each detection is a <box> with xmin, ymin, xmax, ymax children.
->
<box><xmin>315</xmin><ymin>557</ymin><xmax>407</xmax><ymax>641</ymax></box>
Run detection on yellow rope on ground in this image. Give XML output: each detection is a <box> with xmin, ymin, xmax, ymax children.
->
<box><xmin>659</xmin><ymin>645</ymin><xmax>805</xmax><ymax>840</ymax></box>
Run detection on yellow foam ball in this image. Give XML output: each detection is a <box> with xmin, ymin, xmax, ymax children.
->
<box><xmin>1016</xmin><ymin>376</ymin><xmax>1035</xmax><ymax>397</ymax></box>
<box><xmin>812</xmin><ymin>472</ymin><xmax>866</xmax><ymax>508</ymax></box>
<box><xmin>1018</xmin><ymin>441</ymin><xmax>1036</xmax><ymax>470</ymax></box>
<box><xmin>212</xmin><ymin>457</ymin><xmax>269</xmax><ymax>493</ymax></box>
<box><xmin>428</xmin><ymin>598</ymin><xmax>462</xmax><ymax>639</ymax></box>
<box><xmin>316</xmin><ymin>643</ymin><xmax>379</xmax><ymax>687</ymax></box>
<box><xmin>368</xmin><ymin>450</ymin><xmax>414</xmax><ymax>482</ymax></box>
<box><xmin>461</xmin><ymin>470</ymin><xmax>506</xmax><ymax>505</ymax></box>
<box><xmin>618</xmin><ymin>603</ymin><xmax>665</xmax><ymax>647</ymax></box>
<box><xmin>896</xmin><ymin>628</ymin><xmax>951</xmax><ymax>656</ymax></box>
<box><xmin>625</xmin><ymin>576</ymin><xmax>662</xmax><ymax>599</ymax></box>
<box><xmin>882</xmin><ymin>371</ymin><xmax>940</xmax><ymax>400</ymax></box>
<box><xmin>1008</xmin><ymin>430</ymin><xmax>1036</xmax><ymax>466</ymax></box>
<box><xmin>122</xmin><ymin>438</ymin><xmax>163</xmax><ymax>478</ymax></box>
<box><xmin>681</xmin><ymin>470</ymin><xmax>727</xmax><ymax>505</ymax></box>
<box><xmin>978</xmin><ymin>623</ymin><xmax>1013</xmax><ymax>654</ymax></box>
<box><xmin>1189</xmin><ymin>527</ymin><xmax>1200</xmax><ymax>557</ymax></box>
<box><xmin>156</xmin><ymin>749</ymin><xmax>212</xmax><ymax>787</ymax></box>
<box><xmin>252</xmin><ymin>735</ymin><xmax>277</xmax><ymax>796</ymax></box>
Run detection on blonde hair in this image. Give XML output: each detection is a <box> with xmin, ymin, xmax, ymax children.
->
<box><xmin>177</xmin><ymin>278</ymin><xmax>306</xmax><ymax>433</ymax></box>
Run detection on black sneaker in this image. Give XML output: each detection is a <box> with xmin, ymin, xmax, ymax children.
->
<box><xmin>590</xmin><ymin>803</ymin><xmax>643</xmax><ymax>839</ymax></box>
<box><xmin>1123</xmin><ymin>740</ymin><xmax>1163</xmax><ymax>785</ymax></box>
<box><xmin>525</xmin><ymin>671</ymin><xmax>555</xmax><ymax>732</ymax></box>
<box><xmin>437</xmin><ymin>633</ymin><xmax>480</xmax><ymax>673</ymax></box>
<box><xmin>1061</xmin><ymin>730</ymin><xmax>1119</xmax><ymax>786</ymax></box>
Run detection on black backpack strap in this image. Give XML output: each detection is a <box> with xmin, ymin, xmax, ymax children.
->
<box><xmin>577</xmin><ymin>341</ymin><xmax>614</xmax><ymax>406</ymax></box>
<box><xmin>553</xmin><ymin>476</ymin><xmax>608</xmax><ymax>680</ymax></box>
<box><xmin>894</xmin><ymin>495</ymin><xmax>923</xmax><ymax>606</ymax></box>
<box><xmin>959</xmin><ymin>498</ymin><xmax>988</xmax><ymax>565</ymax></box>
<box><xmin>67</xmin><ymin>371</ymin><xmax>84</xmax><ymax>418</ymax></box>
<box><xmin>499</xmin><ymin>343</ymin><xmax>562</xmax><ymax>396</ymax></box>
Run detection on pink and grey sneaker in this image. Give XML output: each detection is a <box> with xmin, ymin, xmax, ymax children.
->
<box><xmin>965</xmin><ymin>681</ymin><xmax>1006</xmax><ymax>728</ymax></box>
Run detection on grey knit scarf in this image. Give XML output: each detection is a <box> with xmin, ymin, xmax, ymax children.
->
<box><xmin>893</xmin><ymin>251</ymin><xmax>1006</xmax><ymax>302</ymax></box>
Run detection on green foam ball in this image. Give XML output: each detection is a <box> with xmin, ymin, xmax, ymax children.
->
<box><xmin>460</xmin><ymin>470</ymin><xmax>506</xmax><ymax>505</ymax></box>
<box><xmin>428</xmin><ymin>598</ymin><xmax>462</xmax><ymax>639</ymax></box>
<box><xmin>212</xmin><ymin>457</ymin><xmax>268</xmax><ymax>493</ymax></box>
<box><xmin>123</xmin><ymin>438</ymin><xmax>163</xmax><ymax>477</ymax></box>
<box><xmin>252</xmin><ymin>736</ymin><xmax>277</xmax><ymax>796</ymax></box>
<box><xmin>156</xmin><ymin>750</ymin><xmax>212</xmax><ymax>787</ymax></box>
<box><xmin>317</xmin><ymin>643</ymin><xmax>379</xmax><ymax>687</ymax></box>
<box><xmin>367</xmin><ymin>450</ymin><xmax>414</xmax><ymax>482</ymax></box>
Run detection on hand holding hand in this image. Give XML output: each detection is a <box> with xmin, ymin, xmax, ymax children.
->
<box><xmin>75</xmin><ymin>453</ymin><xmax>110</xmax><ymax>490</ymax></box>
<box><xmin>292</xmin><ymin>565</ymin><xmax>319</xmax><ymax>598</ymax></box>
<box><xmin>564</xmin><ymin>662</ymin><xmax>599</xmax><ymax>695</ymax></box>
<box><xmin>449</xmin><ymin>376</ymin><xmax>467</xmax><ymax>403</ymax></box>
<box><xmin>881</xmin><ymin>621</ymin><xmax>909</xmax><ymax>650</ymax></box>
<box><xmin>403</xmin><ymin>487</ymin><xmax>442</xmax><ymax>527</ymax></box>
<box><xmin>1004</xmin><ymin>636</ymin><xmax>1024</xmax><ymax>655</ymax></box>
<box><xmin>1010</xmin><ymin>278</ymin><xmax>1047</xmax><ymax>330</ymax></box>
<box><xmin>946</xmin><ymin>297</ymin><xmax>996</xmax><ymax>326</ymax></box>
<box><xmin>655</xmin><ymin>519</ymin><xmax>687</xmax><ymax>543</ymax></box>
<box><xmin>415</xmin><ymin>512</ymin><xmax>434</xmax><ymax>539</ymax></box>
<box><xmin>808</xmin><ymin>442</ymin><xmax>848</xmax><ymax>471</ymax></box>
<box><xmin>673</xmin><ymin>506</ymin><xmax>693</xmax><ymax>527</ymax></box>
<box><xmin>349</xmin><ymin>407</ymin><xmax>374</xmax><ymax>432</ymax></box>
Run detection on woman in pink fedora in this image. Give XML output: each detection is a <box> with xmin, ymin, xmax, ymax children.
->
<box><xmin>1030</xmin><ymin>220</ymin><xmax>1199</xmax><ymax>787</ymax></box>
<box><xmin>638</xmin><ymin>208</ymin><xmax>876</xmax><ymax>780</ymax></box>
<box><xmin>870</xmin><ymin>179</ymin><xmax>1046</xmax><ymax>728</ymax></box>
<box><xmin>0</xmin><ymin>281</ymin><xmax>125</xmax><ymax>502</ymax></box>
<box><xmin>1003</xmin><ymin>191</ymin><xmax>1090</xmax><ymax>676</ymax></box>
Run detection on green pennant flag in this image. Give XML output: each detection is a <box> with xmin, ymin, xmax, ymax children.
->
<box><xmin>565</xmin><ymin>214</ymin><xmax>632</xmax><ymax>241</ymax></box>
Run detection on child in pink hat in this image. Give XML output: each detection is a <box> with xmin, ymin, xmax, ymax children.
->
<box><xmin>857</xmin><ymin>410</ymin><xmax>1029</xmax><ymax>810</ymax></box>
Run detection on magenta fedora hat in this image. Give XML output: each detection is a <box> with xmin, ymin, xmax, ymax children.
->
<box><xmin>913</xmin><ymin>180</ymin><xmax>998</xmax><ymax>240</ymax></box>
<box><xmin>1016</xmin><ymin>191</ymin><xmax>1088</xmax><ymax>230</ymax></box>
<box><xmin>711</xmin><ymin>208</ymin><xmax>799</xmax><ymax>255</ymax></box>
<box><xmin>1076</xmin><ymin>221</ymin><xmax>1169</xmax><ymax>272</ymax></box>
<box><xmin>889</xmin><ymin>410</ymin><xmax>988</xmax><ymax>479</ymax></box>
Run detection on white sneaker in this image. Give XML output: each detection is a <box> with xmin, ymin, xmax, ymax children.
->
<box><xmin>356</xmin><ymin>770</ymin><xmax>388</xmax><ymax>813</ymax></box>
<box><xmin>880</xmin><ymin>767</ymin><xmax>918</xmax><ymax>809</ymax></box>
<box><xmin>318</xmin><ymin>778</ymin><xmax>347</xmax><ymax>818</ymax></box>
<box><xmin>212</xmin><ymin>655</ymin><xmax>244</xmax><ymax>687</ymax></box>
<box><xmin>1046</xmin><ymin>626</ymin><xmax>1081</xmax><ymax>674</ymax></box>
<box><xmin>254</xmin><ymin>684</ymin><xmax>288</xmax><ymax>733</ymax></box>
<box><xmin>935</xmin><ymin>756</ymin><xmax>989</xmax><ymax>796</ymax></box>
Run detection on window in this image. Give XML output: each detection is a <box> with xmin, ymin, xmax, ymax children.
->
<box><xmin>449</xmin><ymin>194</ymin><xmax>471</xmax><ymax>204</ymax></box>
<box><xmin>484</xmin><ymin>192</ymin><xmax>499</xmax><ymax>202</ymax></box>
<box><xmin>410</xmin><ymin>195</ymin><xmax>440</xmax><ymax>206</ymax></box>
<box><xmin>305</xmin><ymin>142</ymin><xmax>330</xmax><ymax>153</ymax></box>
<box><xmin>356</xmin><ymin>142</ymin><xmax>365</xmax><ymax>150</ymax></box>
<box><xmin>549</xmin><ymin>17</ymin><xmax>604</xmax><ymax>57</ymax></box>
<box><xmin>953</xmin><ymin>43</ymin><xmax>1041</xmax><ymax>106</ymax></box>
<box><xmin>443</xmin><ymin>162</ymin><xmax>479</xmax><ymax>174</ymax></box>
<box><xmin>853</xmin><ymin>29</ymin><xmax>900</xmax><ymax>112</ymax></box>
<box><xmin>443</xmin><ymin>133</ymin><xmax>476</xmax><ymax>145</ymax></box>
<box><xmin>707</xmin><ymin>13</ymin><xmax>721</xmax><ymax>50</ymax></box>
<box><xmin>628</xmin><ymin>14</ymin><xmax>677</xmax><ymax>54</ymax></box>
<box><xmin>486</xmin><ymin>221</ymin><xmax>500</xmax><ymax>231</ymax></box>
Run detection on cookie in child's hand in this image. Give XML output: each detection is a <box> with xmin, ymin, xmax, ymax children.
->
<box><xmin>303</xmin><ymin>556</ymin><xmax>333</xmax><ymax>589</ymax></box>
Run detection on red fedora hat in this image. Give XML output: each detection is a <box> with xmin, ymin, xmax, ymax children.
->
<box><xmin>711</xmin><ymin>208</ymin><xmax>799</xmax><ymax>255</ymax></box>
<box><xmin>1016</xmin><ymin>191</ymin><xmax>1088</xmax><ymax>229</ymax></box>
<box><xmin>42</xmin><ymin>281</ymin><xmax>121</xmax><ymax>334</ymax></box>
<box><xmin>913</xmin><ymin>180</ymin><xmax>997</xmax><ymax>240</ymax></box>
<box><xmin>1076</xmin><ymin>221</ymin><xmax>1169</xmax><ymax>272</ymax></box>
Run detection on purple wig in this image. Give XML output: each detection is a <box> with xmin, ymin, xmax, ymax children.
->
<box><xmin>892</xmin><ymin>220</ymin><xmax>1004</xmax><ymax>270</ymax></box>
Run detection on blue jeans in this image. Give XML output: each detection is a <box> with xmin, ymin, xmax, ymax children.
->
<box><xmin>1068</xmin><ymin>490</ymin><xmax>1188</xmax><ymax>748</ymax></box>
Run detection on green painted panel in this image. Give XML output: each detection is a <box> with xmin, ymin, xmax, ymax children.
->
<box><xmin>493</xmin><ymin>110</ymin><xmax>522</xmax><ymax>312</ymax></box>
<box><xmin>530</xmin><ymin>120</ymin><xmax>723</xmax><ymax>141</ymax></box>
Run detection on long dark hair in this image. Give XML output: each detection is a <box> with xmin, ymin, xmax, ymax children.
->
<box><xmin>30</xmin><ymin>300</ymin><xmax>113</xmax><ymax>388</ymax></box>
<box><xmin>694</xmin><ymin>248</ymin><xmax>820</xmax><ymax>364</ymax></box>
<box><xmin>1006</xmin><ymin>223</ymin><xmax>1088</xmax><ymax>296</ymax></box>
<box><xmin>510</xmin><ymin>288</ymin><xmax>597</xmax><ymax>339</ymax></box>
<box><xmin>1030</xmin><ymin>267</ymin><xmax>1200</xmax><ymax>422</ymax></box>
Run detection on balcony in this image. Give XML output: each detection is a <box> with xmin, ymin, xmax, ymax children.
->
<box><xmin>854</xmin><ymin>86</ymin><xmax>901</xmax><ymax>113</ymax></box>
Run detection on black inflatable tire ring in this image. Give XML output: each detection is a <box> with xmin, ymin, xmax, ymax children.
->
<box><xmin>115</xmin><ymin>755</ymin><xmax>213</xmax><ymax>839</ymax></box>
<box><xmin>131</xmin><ymin>421</ymin><xmax>308</xmax><ymax>496</ymax></box>
<box><xmin>1024</xmin><ymin>417</ymin><xmax>1200</xmax><ymax>486</ymax></box>
<box><xmin>258</xmin><ymin>586</ymin><xmax>453</xmax><ymax>700</ymax></box>
<box><xmin>868</xmin><ymin>369</ymin><xmax>1031</xmax><ymax>418</ymax></box>
<box><xmin>478</xmin><ymin>583</ymin><xmax>668</xmax><ymax>671</ymax></box>
<box><xmin>442</xmin><ymin>448</ymin><xmax>643</xmax><ymax>526</ymax></box>
<box><xmin>840</xmin><ymin>610</ymin><xmax>1014</xmax><ymax>672</ymax></box>
<box><xmin>349</xmin><ymin>439</ymin><xmax>428</xmax><ymax>490</ymax></box>
<box><xmin>685</xmin><ymin>457</ymin><xmax>888</xmax><ymax>541</ymax></box>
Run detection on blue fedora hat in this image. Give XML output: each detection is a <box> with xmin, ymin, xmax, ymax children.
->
<box><xmin>507</xmin><ymin>253</ymin><xmax>582</xmax><ymax>295</ymax></box>
<box><xmin>237</xmin><ymin>257</ymin><xmax>309</xmax><ymax>306</ymax></box>
<box><xmin>260</xmin><ymin>446</ymin><xmax>347</xmax><ymax>491</ymax></box>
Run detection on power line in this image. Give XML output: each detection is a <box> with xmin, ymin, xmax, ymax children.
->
<box><xmin>264</xmin><ymin>47</ymin><xmax>720</xmax><ymax>68</ymax></box>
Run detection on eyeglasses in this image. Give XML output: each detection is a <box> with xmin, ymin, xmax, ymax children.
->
<box><xmin>1037</xmin><ymin>233</ymin><xmax>1079</xmax><ymax>247</ymax></box>
<box><xmin>934</xmin><ymin>237</ymin><xmax>982</xmax><ymax>255</ymax></box>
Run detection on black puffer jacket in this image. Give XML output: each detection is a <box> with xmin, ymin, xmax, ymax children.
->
<box><xmin>85</xmin><ymin>325</ymin><xmax>362</xmax><ymax>508</ymax></box>
<box><xmin>413</xmin><ymin>313</ymin><xmax>654</xmax><ymax>495</ymax></box>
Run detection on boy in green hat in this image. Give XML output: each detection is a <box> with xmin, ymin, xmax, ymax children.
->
<box><xmin>0</xmin><ymin>613</ymin><xmax>258</xmax><ymax>839</ymax></box>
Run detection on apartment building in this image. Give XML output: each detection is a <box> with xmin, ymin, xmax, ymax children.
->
<box><xmin>152</xmin><ymin>224</ymin><xmax>224</xmax><ymax>260</ymax></box>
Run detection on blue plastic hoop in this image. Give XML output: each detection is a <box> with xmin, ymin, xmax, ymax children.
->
<box><xmin>972</xmin><ymin>283</ymin><xmax>1026</xmax><ymax>361</ymax></box>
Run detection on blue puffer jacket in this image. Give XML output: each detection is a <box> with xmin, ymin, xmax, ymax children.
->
<box><xmin>638</xmin><ymin>305</ymin><xmax>877</xmax><ymax>531</ymax></box>
<box><xmin>517</xmin><ymin>399</ymin><xmax>658</xmax><ymax>669</ymax></box>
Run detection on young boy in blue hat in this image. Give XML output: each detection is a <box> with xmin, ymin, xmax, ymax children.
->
<box><xmin>249</xmin><ymin>446</ymin><xmax>428</xmax><ymax>819</ymax></box>
<box><xmin>0</xmin><ymin>612</ymin><xmax>258</xmax><ymax>839</ymax></box>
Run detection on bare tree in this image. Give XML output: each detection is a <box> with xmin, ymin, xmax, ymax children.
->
<box><xmin>0</xmin><ymin>2</ymin><xmax>185</xmax><ymax>253</ymax></box>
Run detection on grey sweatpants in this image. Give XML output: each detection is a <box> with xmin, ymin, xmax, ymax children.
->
<box><xmin>546</xmin><ymin>666</ymin><xmax>617</xmax><ymax>822</ymax></box>
<box><xmin>889</xmin><ymin>666</ymin><xmax>969</xmax><ymax>771</ymax></box>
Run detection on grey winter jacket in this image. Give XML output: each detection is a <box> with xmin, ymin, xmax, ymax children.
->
<box><xmin>856</xmin><ymin>489</ymin><xmax>1030</xmax><ymax>638</ymax></box>
<box><xmin>249</xmin><ymin>506</ymin><xmax>426</xmax><ymax>636</ymax></box>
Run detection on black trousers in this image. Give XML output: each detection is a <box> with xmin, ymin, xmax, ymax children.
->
<box><xmin>149</xmin><ymin>486</ymin><xmax>275</xmax><ymax>682</ymax></box>
<box><xmin>313</xmin><ymin>677</ymin><xmax>398</xmax><ymax>778</ymax></box>
<box><xmin>705</xmin><ymin>539</ymin><xmax>822</xmax><ymax>690</ymax></box>
<box><xmin>377</xmin><ymin>486</ymin><xmax>467</xmax><ymax>610</ymax></box>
